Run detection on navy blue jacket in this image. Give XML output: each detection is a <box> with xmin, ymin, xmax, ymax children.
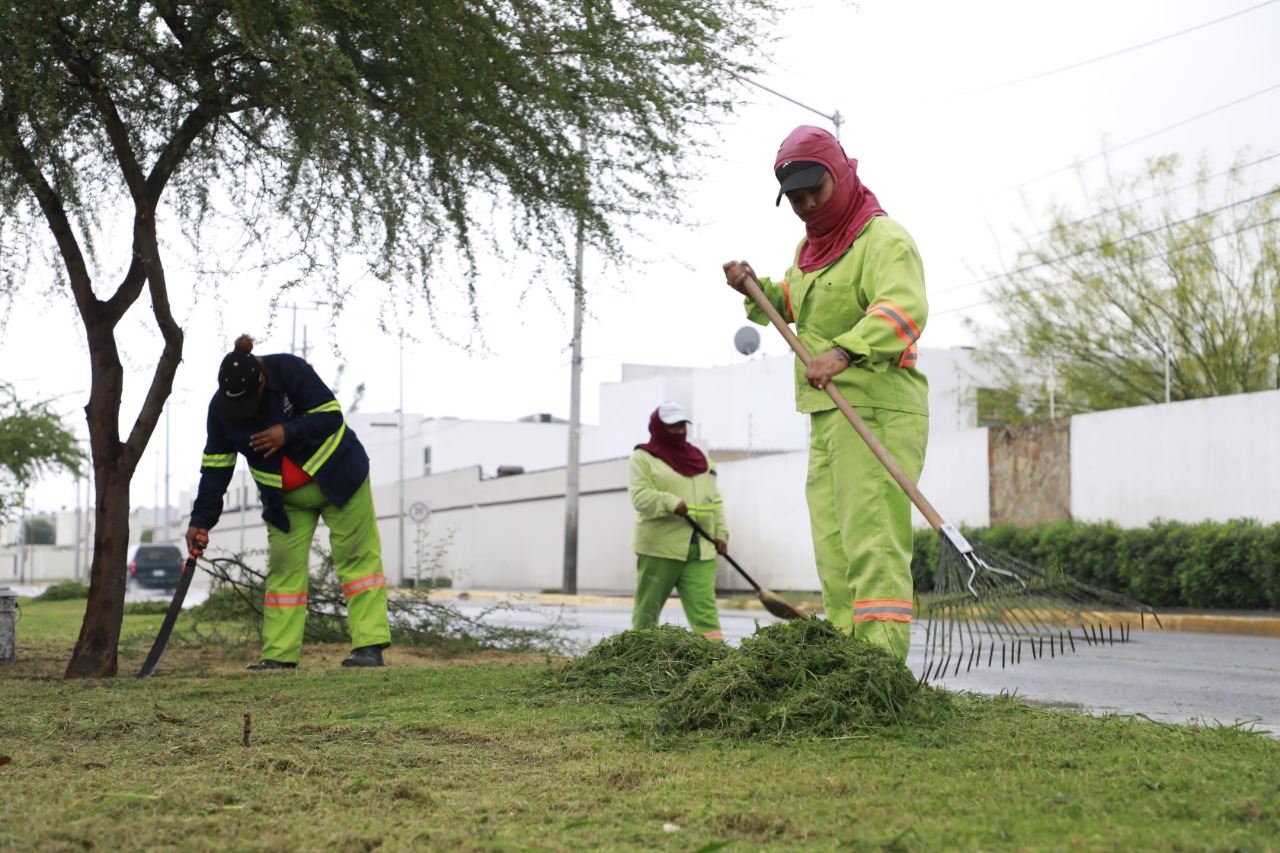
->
<box><xmin>190</xmin><ymin>353</ymin><xmax>370</xmax><ymax>533</ymax></box>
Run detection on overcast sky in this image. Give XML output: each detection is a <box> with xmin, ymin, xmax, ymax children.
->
<box><xmin>6</xmin><ymin>0</ymin><xmax>1279</xmax><ymax>515</ymax></box>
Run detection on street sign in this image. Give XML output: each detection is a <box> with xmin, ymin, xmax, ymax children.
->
<box><xmin>407</xmin><ymin>501</ymin><xmax>431</xmax><ymax>524</ymax></box>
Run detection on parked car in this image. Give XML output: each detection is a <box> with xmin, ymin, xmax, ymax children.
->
<box><xmin>128</xmin><ymin>544</ymin><xmax>186</xmax><ymax>590</ymax></box>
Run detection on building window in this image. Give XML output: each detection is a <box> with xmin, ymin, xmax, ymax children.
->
<box><xmin>423</xmin><ymin>446</ymin><xmax>432</xmax><ymax>476</ymax></box>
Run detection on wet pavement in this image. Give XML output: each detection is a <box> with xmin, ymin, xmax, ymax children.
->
<box><xmin>439</xmin><ymin>593</ymin><xmax>1280</xmax><ymax>736</ymax></box>
<box><xmin>10</xmin><ymin>582</ymin><xmax>1280</xmax><ymax>736</ymax></box>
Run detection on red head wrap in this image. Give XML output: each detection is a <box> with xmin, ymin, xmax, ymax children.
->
<box><xmin>634</xmin><ymin>408</ymin><xmax>708</xmax><ymax>476</ymax></box>
<box><xmin>774</xmin><ymin>125</ymin><xmax>887</xmax><ymax>272</ymax></box>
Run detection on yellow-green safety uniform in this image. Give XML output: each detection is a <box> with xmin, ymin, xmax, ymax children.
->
<box><xmin>191</xmin><ymin>353</ymin><xmax>391</xmax><ymax>663</ymax></box>
<box><xmin>628</xmin><ymin>450</ymin><xmax>728</xmax><ymax>640</ymax></box>
<box><xmin>745</xmin><ymin>216</ymin><xmax>929</xmax><ymax>659</ymax></box>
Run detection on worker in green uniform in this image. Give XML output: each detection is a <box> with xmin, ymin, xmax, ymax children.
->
<box><xmin>722</xmin><ymin>125</ymin><xmax>929</xmax><ymax>660</ymax></box>
<box><xmin>628</xmin><ymin>402</ymin><xmax>728</xmax><ymax>641</ymax></box>
<box><xmin>188</xmin><ymin>334</ymin><xmax>392</xmax><ymax>670</ymax></box>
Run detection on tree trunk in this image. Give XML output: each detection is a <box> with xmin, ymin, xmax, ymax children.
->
<box><xmin>64</xmin><ymin>461</ymin><xmax>135</xmax><ymax>678</ymax></box>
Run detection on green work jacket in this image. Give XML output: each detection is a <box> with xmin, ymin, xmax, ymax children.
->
<box><xmin>745</xmin><ymin>216</ymin><xmax>930</xmax><ymax>415</ymax></box>
<box><xmin>628</xmin><ymin>450</ymin><xmax>728</xmax><ymax>561</ymax></box>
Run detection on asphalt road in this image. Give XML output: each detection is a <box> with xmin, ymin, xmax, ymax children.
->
<box><xmin>13</xmin><ymin>582</ymin><xmax>1280</xmax><ymax>736</ymax></box>
<box><xmin>441</xmin><ymin>596</ymin><xmax>1280</xmax><ymax>736</ymax></box>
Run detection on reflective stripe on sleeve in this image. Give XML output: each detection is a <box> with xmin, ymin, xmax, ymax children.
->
<box><xmin>202</xmin><ymin>453</ymin><xmax>237</xmax><ymax>469</ymax></box>
<box><xmin>852</xmin><ymin>598</ymin><xmax>913</xmax><ymax>624</ymax></box>
<box><xmin>249</xmin><ymin>466</ymin><xmax>283</xmax><ymax>489</ymax></box>
<box><xmin>867</xmin><ymin>301</ymin><xmax>921</xmax><ymax>347</ymax></box>
<box><xmin>302</xmin><ymin>422</ymin><xmax>347</xmax><ymax>476</ymax></box>
<box><xmin>779</xmin><ymin>280</ymin><xmax>796</xmax><ymax>323</ymax></box>
<box><xmin>306</xmin><ymin>400</ymin><xmax>343</xmax><ymax>415</ymax></box>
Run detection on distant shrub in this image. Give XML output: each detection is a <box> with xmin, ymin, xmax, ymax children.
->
<box><xmin>912</xmin><ymin>519</ymin><xmax>1280</xmax><ymax>610</ymax></box>
<box><xmin>36</xmin><ymin>581</ymin><xmax>89</xmax><ymax>601</ymax></box>
<box><xmin>123</xmin><ymin>601</ymin><xmax>170</xmax><ymax>616</ymax></box>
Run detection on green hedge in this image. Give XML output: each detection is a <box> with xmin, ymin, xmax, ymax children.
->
<box><xmin>912</xmin><ymin>519</ymin><xmax>1280</xmax><ymax>611</ymax></box>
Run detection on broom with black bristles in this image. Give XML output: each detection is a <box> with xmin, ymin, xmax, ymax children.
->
<box><xmin>739</xmin><ymin>271</ymin><xmax>1160</xmax><ymax>679</ymax></box>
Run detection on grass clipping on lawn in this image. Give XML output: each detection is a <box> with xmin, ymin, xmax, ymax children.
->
<box><xmin>550</xmin><ymin>619</ymin><xmax>957</xmax><ymax>740</ymax></box>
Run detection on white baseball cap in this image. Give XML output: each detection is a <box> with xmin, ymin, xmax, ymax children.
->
<box><xmin>657</xmin><ymin>402</ymin><xmax>690</xmax><ymax>424</ymax></box>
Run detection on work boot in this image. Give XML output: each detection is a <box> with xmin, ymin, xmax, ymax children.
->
<box><xmin>341</xmin><ymin>645</ymin><xmax>385</xmax><ymax>667</ymax></box>
<box><xmin>245</xmin><ymin>659</ymin><xmax>297</xmax><ymax>671</ymax></box>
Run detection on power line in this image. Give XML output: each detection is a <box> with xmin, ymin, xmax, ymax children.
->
<box><xmin>985</xmin><ymin>82</ymin><xmax>1280</xmax><ymax>200</ymax></box>
<box><xmin>933</xmin><ymin>212</ymin><xmax>1280</xmax><ymax>318</ymax></box>
<box><xmin>954</xmin><ymin>0</ymin><xmax>1280</xmax><ymax>96</ymax></box>
<box><xmin>936</xmin><ymin>176</ymin><xmax>1280</xmax><ymax>298</ymax></box>
<box><xmin>984</xmin><ymin>152</ymin><xmax>1280</xmax><ymax>254</ymax></box>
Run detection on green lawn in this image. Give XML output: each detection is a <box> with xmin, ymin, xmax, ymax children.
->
<box><xmin>1</xmin><ymin>597</ymin><xmax>1278</xmax><ymax>852</ymax></box>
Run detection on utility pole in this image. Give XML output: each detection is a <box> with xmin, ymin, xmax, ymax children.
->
<box><xmin>562</xmin><ymin>134</ymin><xmax>587</xmax><ymax>596</ymax></box>
<box><xmin>398</xmin><ymin>330</ymin><xmax>406</xmax><ymax>584</ymax></box>
<box><xmin>288</xmin><ymin>300</ymin><xmax>329</xmax><ymax>356</ymax></box>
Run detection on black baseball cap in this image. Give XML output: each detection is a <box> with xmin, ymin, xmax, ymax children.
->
<box><xmin>214</xmin><ymin>350</ymin><xmax>263</xmax><ymax>419</ymax></box>
<box><xmin>775</xmin><ymin>160</ymin><xmax>827</xmax><ymax>206</ymax></box>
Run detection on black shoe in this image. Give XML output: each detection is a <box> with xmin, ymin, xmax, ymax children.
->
<box><xmin>341</xmin><ymin>645</ymin><xmax>385</xmax><ymax>668</ymax></box>
<box><xmin>246</xmin><ymin>659</ymin><xmax>297</xmax><ymax>671</ymax></box>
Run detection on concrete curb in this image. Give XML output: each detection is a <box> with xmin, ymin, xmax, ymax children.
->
<box><xmin>412</xmin><ymin>589</ymin><xmax>1280</xmax><ymax>639</ymax></box>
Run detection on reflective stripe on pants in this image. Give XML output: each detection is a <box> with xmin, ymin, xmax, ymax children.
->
<box><xmin>806</xmin><ymin>406</ymin><xmax>927</xmax><ymax>660</ymax></box>
<box><xmin>262</xmin><ymin>477</ymin><xmax>391</xmax><ymax>663</ymax></box>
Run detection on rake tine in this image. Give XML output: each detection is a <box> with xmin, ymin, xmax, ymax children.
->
<box><xmin>988</xmin><ymin>642</ymin><xmax>995</xmax><ymax>668</ymax></box>
<box><xmin>1068</xmin><ymin>631</ymin><xmax>1076</xmax><ymax>653</ymax></box>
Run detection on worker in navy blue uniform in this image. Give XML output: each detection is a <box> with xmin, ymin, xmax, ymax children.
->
<box><xmin>187</xmin><ymin>334</ymin><xmax>391</xmax><ymax>669</ymax></box>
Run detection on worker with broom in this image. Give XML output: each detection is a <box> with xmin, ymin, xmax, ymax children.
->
<box><xmin>186</xmin><ymin>334</ymin><xmax>392</xmax><ymax>670</ymax></box>
<box><xmin>721</xmin><ymin>125</ymin><xmax>929</xmax><ymax>660</ymax></box>
<box><xmin>628</xmin><ymin>402</ymin><xmax>728</xmax><ymax>641</ymax></box>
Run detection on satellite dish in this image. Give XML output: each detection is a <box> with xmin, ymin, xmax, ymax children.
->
<box><xmin>734</xmin><ymin>326</ymin><xmax>760</xmax><ymax>356</ymax></box>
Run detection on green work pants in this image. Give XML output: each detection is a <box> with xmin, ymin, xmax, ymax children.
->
<box><xmin>632</xmin><ymin>539</ymin><xmax>723</xmax><ymax>640</ymax></box>
<box><xmin>262</xmin><ymin>477</ymin><xmax>391</xmax><ymax>663</ymax></box>
<box><xmin>806</xmin><ymin>407</ymin><xmax>928</xmax><ymax>659</ymax></box>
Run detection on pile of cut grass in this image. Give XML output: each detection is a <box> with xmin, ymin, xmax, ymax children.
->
<box><xmin>549</xmin><ymin>619</ymin><xmax>958</xmax><ymax>740</ymax></box>
<box><xmin>547</xmin><ymin>623</ymin><xmax>730</xmax><ymax>698</ymax></box>
<box><xmin>660</xmin><ymin>619</ymin><xmax>955</xmax><ymax>739</ymax></box>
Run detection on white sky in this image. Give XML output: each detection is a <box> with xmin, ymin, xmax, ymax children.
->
<box><xmin>6</xmin><ymin>0</ymin><xmax>1279</xmax><ymax>515</ymax></box>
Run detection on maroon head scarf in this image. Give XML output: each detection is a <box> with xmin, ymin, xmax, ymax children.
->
<box><xmin>774</xmin><ymin>125</ymin><xmax>887</xmax><ymax>272</ymax></box>
<box><xmin>634</xmin><ymin>408</ymin><xmax>708</xmax><ymax>476</ymax></box>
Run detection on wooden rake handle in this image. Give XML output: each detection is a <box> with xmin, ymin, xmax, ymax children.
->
<box><xmin>741</xmin><ymin>271</ymin><xmax>947</xmax><ymax>534</ymax></box>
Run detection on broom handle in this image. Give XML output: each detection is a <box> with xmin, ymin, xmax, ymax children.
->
<box><xmin>742</xmin><ymin>272</ymin><xmax>947</xmax><ymax>534</ymax></box>
<box><xmin>683</xmin><ymin>514</ymin><xmax>763</xmax><ymax>593</ymax></box>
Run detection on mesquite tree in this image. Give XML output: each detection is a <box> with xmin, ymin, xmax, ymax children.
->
<box><xmin>0</xmin><ymin>382</ymin><xmax>86</xmax><ymax>519</ymax></box>
<box><xmin>971</xmin><ymin>153</ymin><xmax>1280</xmax><ymax>418</ymax></box>
<box><xmin>0</xmin><ymin>0</ymin><xmax>774</xmax><ymax>677</ymax></box>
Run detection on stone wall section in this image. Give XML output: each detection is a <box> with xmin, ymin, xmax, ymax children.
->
<box><xmin>988</xmin><ymin>418</ymin><xmax>1071</xmax><ymax>526</ymax></box>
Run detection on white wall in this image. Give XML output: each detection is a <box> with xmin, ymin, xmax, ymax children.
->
<box><xmin>416</xmin><ymin>418</ymin><xmax>598</xmax><ymax>479</ymax></box>
<box><xmin>594</xmin><ymin>369</ymin><xmax>694</xmax><ymax>460</ymax></box>
<box><xmin>917</xmin><ymin>425</ymin><xmax>991</xmax><ymax>529</ymax></box>
<box><xmin>348</xmin><ymin>411</ymin><xmax>426</xmax><ymax>484</ymax></box>
<box><xmin>691</xmin><ymin>357</ymin><xmax>807</xmax><ymax>452</ymax></box>
<box><xmin>1071</xmin><ymin>389</ymin><xmax>1280</xmax><ymax>526</ymax></box>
